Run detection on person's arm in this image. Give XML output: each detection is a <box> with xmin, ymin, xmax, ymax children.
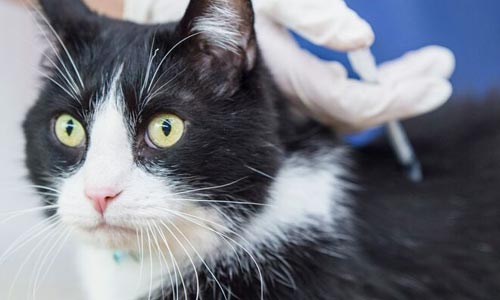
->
<box><xmin>84</xmin><ymin>0</ymin><xmax>123</xmax><ymax>18</ymax></box>
<box><xmin>11</xmin><ymin>0</ymin><xmax>124</xmax><ymax>18</ymax></box>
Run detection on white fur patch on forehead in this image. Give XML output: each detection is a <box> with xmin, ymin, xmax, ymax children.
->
<box><xmin>82</xmin><ymin>67</ymin><xmax>133</xmax><ymax>195</ymax></box>
<box><xmin>191</xmin><ymin>0</ymin><xmax>243</xmax><ymax>54</ymax></box>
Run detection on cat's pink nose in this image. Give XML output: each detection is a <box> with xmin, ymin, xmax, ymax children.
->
<box><xmin>85</xmin><ymin>188</ymin><xmax>121</xmax><ymax>215</ymax></box>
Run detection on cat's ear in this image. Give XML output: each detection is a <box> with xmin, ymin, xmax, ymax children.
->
<box><xmin>38</xmin><ymin>0</ymin><xmax>97</xmax><ymax>35</ymax></box>
<box><xmin>176</xmin><ymin>0</ymin><xmax>257</xmax><ymax>94</ymax></box>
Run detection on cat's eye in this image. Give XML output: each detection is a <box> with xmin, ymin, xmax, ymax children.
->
<box><xmin>54</xmin><ymin>114</ymin><xmax>86</xmax><ymax>148</ymax></box>
<box><xmin>146</xmin><ymin>114</ymin><xmax>185</xmax><ymax>149</ymax></box>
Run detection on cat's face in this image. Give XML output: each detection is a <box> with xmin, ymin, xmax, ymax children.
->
<box><xmin>24</xmin><ymin>0</ymin><xmax>281</xmax><ymax>252</ymax></box>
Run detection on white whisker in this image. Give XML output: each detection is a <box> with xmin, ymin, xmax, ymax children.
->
<box><xmin>148</xmin><ymin>223</ymin><xmax>171</xmax><ymax>299</ymax></box>
<box><xmin>245</xmin><ymin>165</ymin><xmax>276</xmax><ymax>180</ymax></box>
<box><xmin>0</xmin><ymin>205</ymin><xmax>59</xmax><ymax>218</ymax></box>
<box><xmin>0</xmin><ymin>218</ymin><xmax>61</xmax><ymax>265</ymax></box>
<box><xmin>156</xmin><ymin>221</ymin><xmax>202</xmax><ymax>300</ymax></box>
<box><xmin>168</xmin><ymin>198</ymin><xmax>270</xmax><ymax>207</ymax></box>
<box><xmin>30</xmin><ymin>4</ymin><xmax>85</xmax><ymax>90</ymax></box>
<box><xmin>160</xmin><ymin>209</ymin><xmax>265</xmax><ymax>300</ymax></box>
<box><xmin>31</xmin><ymin>228</ymin><xmax>72</xmax><ymax>300</ymax></box>
<box><xmin>172</xmin><ymin>178</ymin><xmax>248</xmax><ymax>197</ymax></box>
<box><xmin>26</xmin><ymin>4</ymin><xmax>83</xmax><ymax>101</ymax></box>
<box><xmin>27</xmin><ymin>185</ymin><xmax>61</xmax><ymax>195</ymax></box>
<box><xmin>145</xmin><ymin>226</ymin><xmax>154</xmax><ymax>300</ymax></box>
<box><xmin>161</xmin><ymin>219</ymin><xmax>229</xmax><ymax>300</ymax></box>
<box><xmin>38</xmin><ymin>70</ymin><xmax>79</xmax><ymax>101</ymax></box>
<box><xmin>146</xmin><ymin>32</ymin><xmax>203</xmax><ymax>96</ymax></box>
<box><xmin>153</xmin><ymin>222</ymin><xmax>187</xmax><ymax>300</ymax></box>
<box><xmin>6</xmin><ymin>221</ymin><xmax>63</xmax><ymax>299</ymax></box>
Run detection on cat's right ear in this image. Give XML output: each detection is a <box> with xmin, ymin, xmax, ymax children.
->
<box><xmin>175</xmin><ymin>0</ymin><xmax>257</xmax><ymax>96</ymax></box>
<box><xmin>38</xmin><ymin>0</ymin><xmax>98</xmax><ymax>36</ymax></box>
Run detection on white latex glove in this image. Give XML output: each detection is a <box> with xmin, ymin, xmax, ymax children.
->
<box><xmin>256</xmin><ymin>16</ymin><xmax>455</xmax><ymax>132</ymax></box>
<box><xmin>124</xmin><ymin>0</ymin><xmax>455</xmax><ymax>132</ymax></box>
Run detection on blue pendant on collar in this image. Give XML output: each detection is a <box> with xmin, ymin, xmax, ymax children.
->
<box><xmin>113</xmin><ymin>250</ymin><xmax>140</xmax><ymax>264</ymax></box>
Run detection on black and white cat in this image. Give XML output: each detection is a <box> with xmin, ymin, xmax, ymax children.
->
<box><xmin>23</xmin><ymin>0</ymin><xmax>500</xmax><ymax>299</ymax></box>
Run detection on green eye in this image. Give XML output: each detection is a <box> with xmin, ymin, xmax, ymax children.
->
<box><xmin>54</xmin><ymin>114</ymin><xmax>86</xmax><ymax>148</ymax></box>
<box><xmin>147</xmin><ymin>114</ymin><xmax>185</xmax><ymax>148</ymax></box>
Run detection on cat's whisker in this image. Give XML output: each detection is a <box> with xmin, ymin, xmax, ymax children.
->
<box><xmin>38</xmin><ymin>71</ymin><xmax>80</xmax><ymax>101</ymax></box>
<box><xmin>148</xmin><ymin>222</ymin><xmax>172</xmax><ymax>299</ymax></box>
<box><xmin>245</xmin><ymin>165</ymin><xmax>276</xmax><ymax>180</ymax></box>
<box><xmin>27</xmin><ymin>1</ymin><xmax>85</xmax><ymax>90</ymax></box>
<box><xmin>0</xmin><ymin>215</ymin><xmax>57</xmax><ymax>270</ymax></box>
<box><xmin>146</xmin><ymin>32</ymin><xmax>203</xmax><ymax>97</ymax></box>
<box><xmin>158</xmin><ymin>209</ymin><xmax>265</xmax><ymax>300</ymax></box>
<box><xmin>149</xmin><ymin>223</ymin><xmax>175</xmax><ymax>299</ymax></box>
<box><xmin>27</xmin><ymin>185</ymin><xmax>62</xmax><ymax>195</ymax></box>
<box><xmin>161</xmin><ymin>219</ymin><xmax>229</xmax><ymax>300</ymax></box>
<box><xmin>139</xmin><ymin>34</ymin><xmax>159</xmax><ymax>100</ymax></box>
<box><xmin>0</xmin><ymin>208</ymin><xmax>58</xmax><ymax>225</ymax></box>
<box><xmin>36</xmin><ymin>229</ymin><xmax>74</xmax><ymax>296</ymax></box>
<box><xmin>36</xmin><ymin>192</ymin><xmax>60</xmax><ymax>200</ymax></box>
<box><xmin>172</xmin><ymin>177</ymin><xmax>248</xmax><ymax>197</ymax></box>
<box><xmin>145</xmin><ymin>61</ymin><xmax>182</xmax><ymax>97</ymax></box>
<box><xmin>142</xmin><ymin>66</ymin><xmax>187</xmax><ymax>108</ymax></box>
<box><xmin>25</xmin><ymin>2</ymin><xmax>83</xmax><ymax>100</ymax></box>
<box><xmin>30</xmin><ymin>228</ymin><xmax>72</xmax><ymax>300</ymax></box>
<box><xmin>168</xmin><ymin>198</ymin><xmax>271</xmax><ymax>207</ymax></box>
<box><xmin>136</xmin><ymin>227</ymin><xmax>145</xmax><ymax>295</ymax></box>
<box><xmin>0</xmin><ymin>218</ymin><xmax>61</xmax><ymax>266</ymax></box>
<box><xmin>0</xmin><ymin>205</ymin><xmax>59</xmax><ymax>218</ymax></box>
<box><xmin>40</xmin><ymin>52</ymin><xmax>81</xmax><ymax>97</ymax></box>
<box><xmin>152</xmin><ymin>222</ymin><xmax>187</xmax><ymax>300</ymax></box>
<box><xmin>6</xmin><ymin>221</ymin><xmax>63</xmax><ymax>299</ymax></box>
<box><xmin>154</xmin><ymin>221</ymin><xmax>202</xmax><ymax>300</ymax></box>
<box><xmin>145</xmin><ymin>225</ymin><xmax>154</xmax><ymax>300</ymax></box>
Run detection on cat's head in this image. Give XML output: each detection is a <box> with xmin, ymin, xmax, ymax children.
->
<box><xmin>24</xmin><ymin>0</ymin><xmax>282</xmax><ymax>252</ymax></box>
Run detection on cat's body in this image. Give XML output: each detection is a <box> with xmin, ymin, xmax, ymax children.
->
<box><xmin>76</xmin><ymin>95</ymin><xmax>500</xmax><ymax>300</ymax></box>
<box><xmin>23</xmin><ymin>0</ymin><xmax>499</xmax><ymax>299</ymax></box>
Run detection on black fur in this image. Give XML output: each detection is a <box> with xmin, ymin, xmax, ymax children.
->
<box><xmin>24</xmin><ymin>0</ymin><xmax>500</xmax><ymax>299</ymax></box>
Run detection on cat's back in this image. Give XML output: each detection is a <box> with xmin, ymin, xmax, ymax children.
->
<box><xmin>350</xmin><ymin>93</ymin><xmax>500</xmax><ymax>299</ymax></box>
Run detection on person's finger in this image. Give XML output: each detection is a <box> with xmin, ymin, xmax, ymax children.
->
<box><xmin>256</xmin><ymin>16</ymin><xmax>348</xmax><ymax>104</ymax></box>
<box><xmin>378</xmin><ymin>46</ymin><xmax>456</xmax><ymax>83</ymax></box>
<box><xmin>337</xmin><ymin>77</ymin><xmax>452</xmax><ymax>132</ymax></box>
<box><xmin>255</xmin><ymin>0</ymin><xmax>374</xmax><ymax>52</ymax></box>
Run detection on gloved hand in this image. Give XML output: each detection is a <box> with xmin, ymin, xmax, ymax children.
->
<box><xmin>123</xmin><ymin>0</ymin><xmax>455</xmax><ymax>133</ymax></box>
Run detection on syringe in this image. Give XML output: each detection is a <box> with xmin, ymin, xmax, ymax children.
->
<box><xmin>348</xmin><ymin>49</ymin><xmax>423</xmax><ymax>182</ymax></box>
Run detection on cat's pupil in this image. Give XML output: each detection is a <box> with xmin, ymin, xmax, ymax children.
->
<box><xmin>66</xmin><ymin>119</ymin><xmax>75</xmax><ymax>136</ymax></box>
<box><xmin>162</xmin><ymin>119</ymin><xmax>172</xmax><ymax>136</ymax></box>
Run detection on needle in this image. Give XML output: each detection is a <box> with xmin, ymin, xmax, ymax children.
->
<box><xmin>348</xmin><ymin>49</ymin><xmax>423</xmax><ymax>182</ymax></box>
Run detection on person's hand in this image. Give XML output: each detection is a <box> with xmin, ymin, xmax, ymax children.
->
<box><xmin>256</xmin><ymin>16</ymin><xmax>455</xmax><ymax>132</ymax></box>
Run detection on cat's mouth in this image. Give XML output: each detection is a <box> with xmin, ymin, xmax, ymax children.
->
<box><xmin>84</xmin><ymin>222</ymin><xmax>137</xmax><ymax>235</ymax></box>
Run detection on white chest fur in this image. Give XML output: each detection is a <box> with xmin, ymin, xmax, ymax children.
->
<box><xmin>78</xmin><ymin>245</ymin><xmax>164</xmax><ymax>300</ymax></box>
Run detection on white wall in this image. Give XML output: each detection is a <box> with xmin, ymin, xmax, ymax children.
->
<box><xmin>0</xmin><ymin>2</ymin><xmax>83</xmax><ymax>299</ymax></box>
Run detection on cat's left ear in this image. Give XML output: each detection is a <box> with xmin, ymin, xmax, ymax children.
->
<box><xmin>177</xmin><ymin>0</ymin><xmax>257</xmax><ymax>92</ymax></box>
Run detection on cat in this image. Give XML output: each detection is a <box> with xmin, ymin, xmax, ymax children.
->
<box><xmin>23</xmin><ymin>0</ymin><xmax>500</xmax><ymax>299</ymax></box>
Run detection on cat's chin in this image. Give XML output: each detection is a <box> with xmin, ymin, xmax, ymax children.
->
<box><xmin>74</xmin><ymin>224</ymin><xmax>140</xmax><ymax>250</ymax></box>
